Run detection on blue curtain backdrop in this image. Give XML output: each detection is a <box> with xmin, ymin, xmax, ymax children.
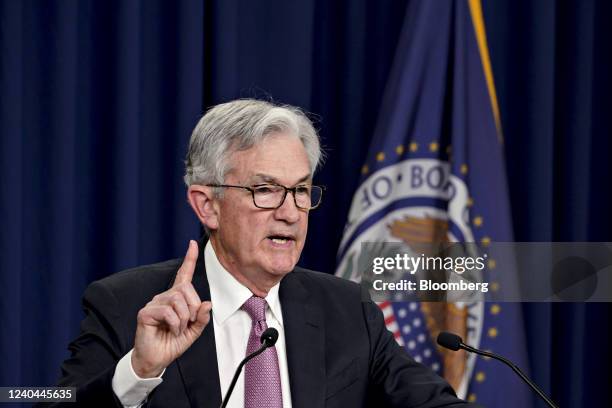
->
<box><xmin>484</xmin><ymin>1</ymin><xmax>612</xmax><ymax>406</ymax></box>
<box><xmin>0</xmin><ymin>1</ymin><xmax>610</xmax><ymax>407</ymax></box>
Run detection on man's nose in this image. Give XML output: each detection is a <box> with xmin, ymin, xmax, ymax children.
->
<box><xmin>274</xmin><ymin>191</ymin><xmax>301</xmax><ymax>223</ymax></box>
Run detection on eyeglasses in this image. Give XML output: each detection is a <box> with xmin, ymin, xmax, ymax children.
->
<box><xmin>205</xmin><ymin>183</ymin><xmax>324</xmax><ymax>210</ymax></box>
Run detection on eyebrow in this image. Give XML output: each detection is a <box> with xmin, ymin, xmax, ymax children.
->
<box><xmin>251</xmin><ymin>173</ymin><xmax>312</xmax><ymax>185</ymax></box>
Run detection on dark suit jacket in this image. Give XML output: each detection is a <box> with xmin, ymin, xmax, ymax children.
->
<box><xmin>45</xmin><ymin>242</ymin><xmax>475</xmax><ymax>407</ymax></box>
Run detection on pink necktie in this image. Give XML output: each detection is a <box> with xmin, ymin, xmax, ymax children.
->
<box><xmin>242</xmin><ymin>296</ymin><xmax>283</xmax><ymax>408</ymax></box>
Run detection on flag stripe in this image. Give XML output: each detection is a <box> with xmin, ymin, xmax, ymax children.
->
<box><xmin>468</xmin><ymin>0</ymin><xmax>503</xmax><ymax>143</ymax></box>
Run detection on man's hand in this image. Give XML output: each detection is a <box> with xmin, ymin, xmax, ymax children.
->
<box><xmin>131</xmin><ymin>240</ymin><xmax>212</xmax><ymax>378</ymax></box>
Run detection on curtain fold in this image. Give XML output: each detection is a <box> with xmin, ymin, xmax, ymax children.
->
<box><xmin>0</xmin><ymin>0</ymin><xmax>205</xmax><ymax>386</ymax></box>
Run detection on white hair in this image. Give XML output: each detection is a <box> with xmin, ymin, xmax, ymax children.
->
<box><xmin>184</xmin><ymin>99</ymin><xmax>323</xmax><ymax>187</ymax></box>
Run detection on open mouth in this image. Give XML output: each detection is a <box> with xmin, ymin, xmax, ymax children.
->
<box><xmin>267</xmin><ymin>234</ymin><xmax>295</xmax><ymax>245</ymax></box>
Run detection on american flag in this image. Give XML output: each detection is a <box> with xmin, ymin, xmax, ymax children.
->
<box><xmin>378</xmin><ymin>301</ymin><xmax>442</xmax><ymax>374</ymax></box>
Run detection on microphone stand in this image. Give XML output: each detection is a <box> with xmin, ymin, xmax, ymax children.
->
<box><xmin>458</xmin><ymin>343</ymin><xmax>558</xmax><ymax>408</ymax></box>
<box><xmin>220</xmin><ymin>328</ymin><xmax>279</xmax><ymax>408</ymax></box>
<box><xmin>220</xmin><ymin>345</ymin><xmax>269</xmax><ymax>408</ymax></box>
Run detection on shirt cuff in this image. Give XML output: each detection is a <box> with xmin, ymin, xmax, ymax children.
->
<box><xmin>112</xmin><ymin>349</ymin><xmax>165</xmax><ymax>407</ymax></box>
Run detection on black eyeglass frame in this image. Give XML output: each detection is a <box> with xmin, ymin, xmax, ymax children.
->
<box><xmin>205</xmin><ymin>183</ymin><xmax>325</xmax><ymax>210</ymax></box>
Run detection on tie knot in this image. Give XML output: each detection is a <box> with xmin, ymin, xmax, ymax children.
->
<box><xmin>242</xmin><ymin>296</ymin><xmax>267</xmax><ymax>322</ymax></box>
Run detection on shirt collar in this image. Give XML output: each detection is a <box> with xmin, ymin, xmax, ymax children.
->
<box><xmin>204</xmin><ymin>240</ymin><xmax>283</xmax><ymax>326</ymax></box>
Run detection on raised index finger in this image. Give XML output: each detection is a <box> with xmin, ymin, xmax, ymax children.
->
<box><xmin>174</xmin><ymin>240</ymin><xmax>199</xmax><ymax>286</ymax></box>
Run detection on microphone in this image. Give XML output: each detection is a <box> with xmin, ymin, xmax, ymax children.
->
<box><xmin>260</xmin><ymin>327</ymin><xmax>279</xmax><ymax>347</ymax></box>
<box><xmin>220</xmin><ymin>328</ymin><xmax>279</xmax><ymax>408</ymax></box>
<box><xmin>436</xmin><ymin>331</ymin><xmax>559</xmax><ymax>408</ymax></box>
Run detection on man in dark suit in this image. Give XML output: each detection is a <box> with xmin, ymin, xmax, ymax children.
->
<box><xmin>50</xmin><ymin>99</ymin><xmax>474</xmax><ymax>407</ymax></box>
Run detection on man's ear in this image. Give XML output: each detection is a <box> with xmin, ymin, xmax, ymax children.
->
<box><xmin>187</xmin><ymin>185</ymin><xmax>220</xmax><ymax>230</ymax></box>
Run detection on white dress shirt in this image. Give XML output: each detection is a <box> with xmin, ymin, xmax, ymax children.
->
<box><xmin>112</xmin><ymin>241</ymin><xmax>292</xmax><ymax>408</ymax></box>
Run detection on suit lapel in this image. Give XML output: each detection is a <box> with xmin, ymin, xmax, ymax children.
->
<box><xmin>176</xmin><ymin>240</ymin><xmax>222</xmax><ymax>408</ymax></box>
<box><xmin>174</xmin><ymin>242</ymin><xmax>326</xmax><ymax>408</ymax></box>
<box><xmin>280</xmin><ymin>272</ymin><xmax>326</xmax><ymax>408</ymax></box>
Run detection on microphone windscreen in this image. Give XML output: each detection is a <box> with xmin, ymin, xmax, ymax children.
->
<box><xmin>437</xmin><ymin>331</ymin><xmax>462</xmax><ymax>351</ymax></box>
<box><xmin>260</xmin><ymin>328</ymin><xmax>279</xmax><ymax>347</ymax></box>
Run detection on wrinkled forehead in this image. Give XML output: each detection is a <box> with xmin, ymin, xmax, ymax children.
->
<box><xmin>225</xmin><ymin>133</ymin><xmax>312</xmax><ymax>184</ymax></box>
<box><xmin>248</xmin><ymin>172</ymin><xmax>312</xmax><ymax>186</ymax></box>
